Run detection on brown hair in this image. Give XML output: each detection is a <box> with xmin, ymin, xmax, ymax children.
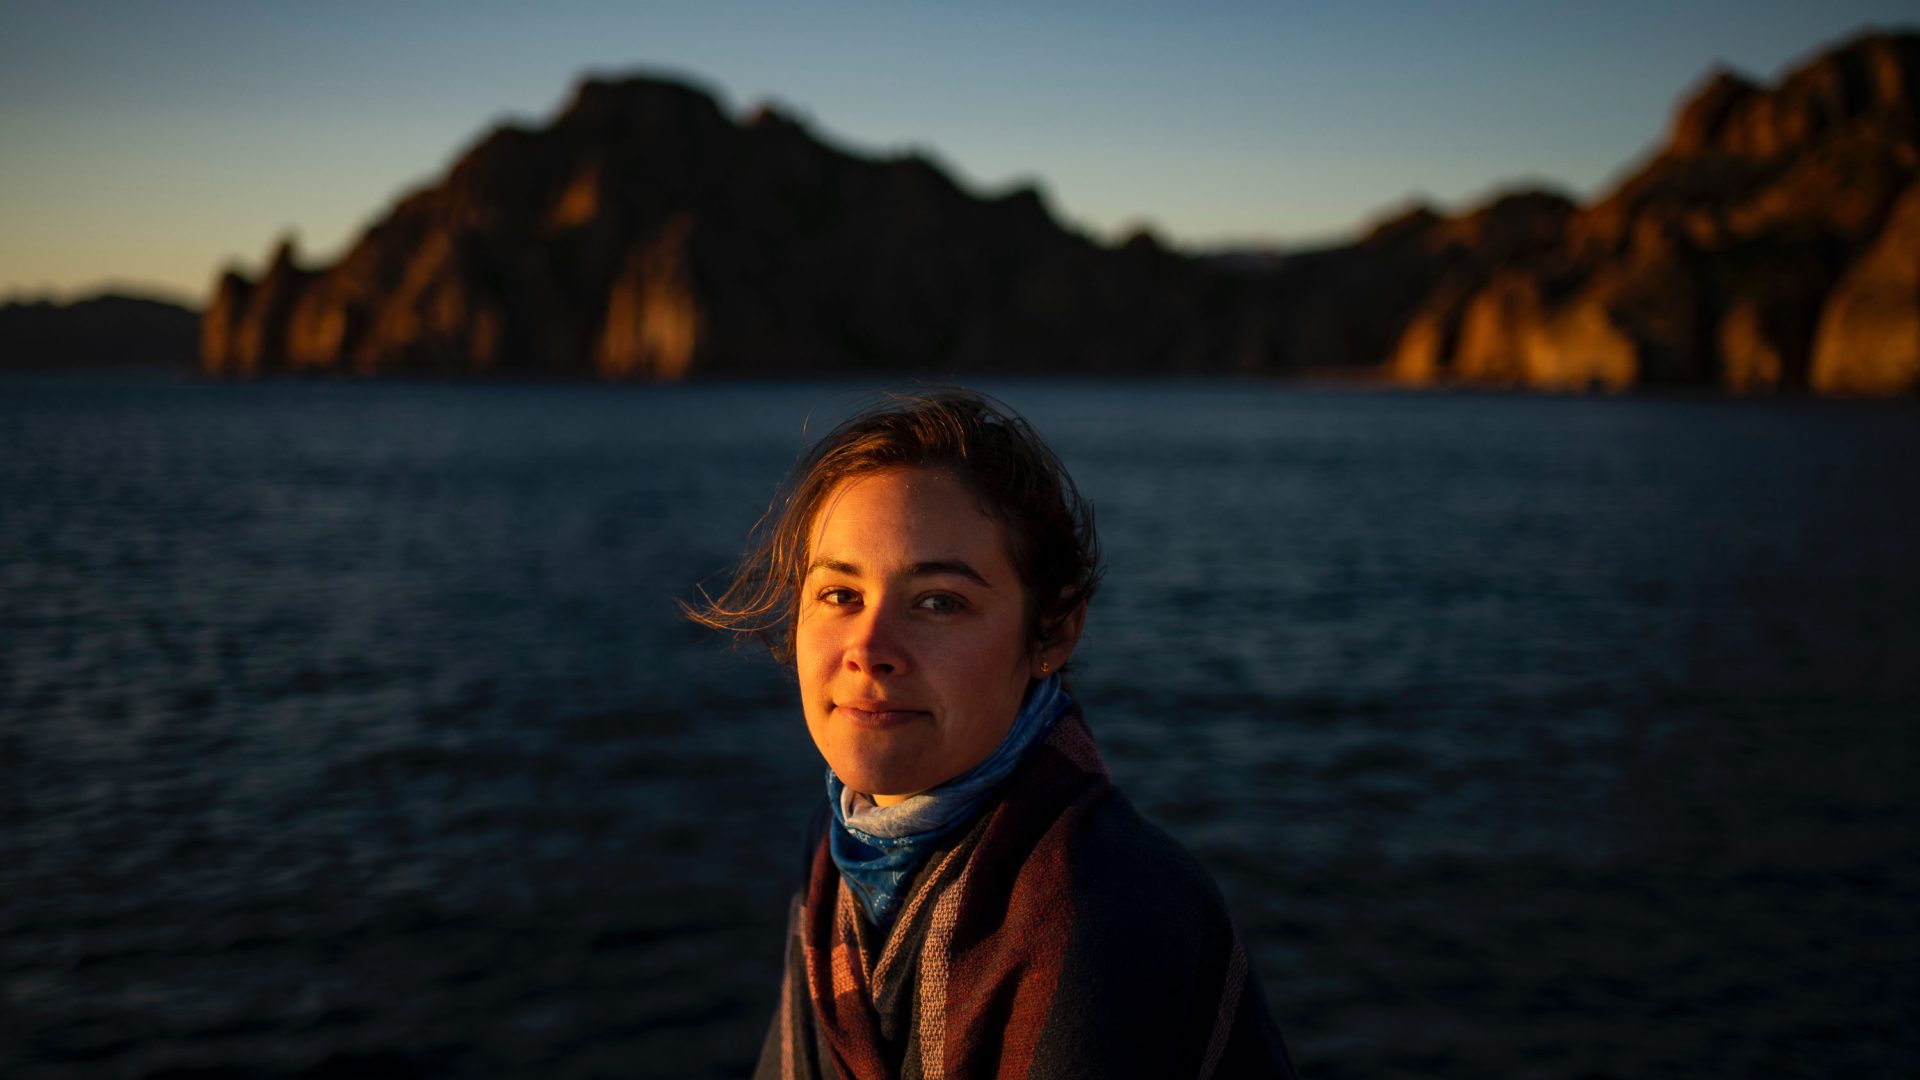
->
<box><xmin>685</xmin><ymin>388</ymin><xmax>1101</xmax><ymax>667</ymax></box>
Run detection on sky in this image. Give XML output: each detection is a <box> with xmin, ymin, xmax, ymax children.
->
<box><xmin>1</xmin><ymin>0</ymin><xmax>1913</xmax><ymax>305</ymax></box>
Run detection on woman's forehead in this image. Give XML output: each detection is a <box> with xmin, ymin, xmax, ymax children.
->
<box><xmin>805</xmin><ymin>467</ymin><xmax>1012</xmax><ymax>569</ymax></box>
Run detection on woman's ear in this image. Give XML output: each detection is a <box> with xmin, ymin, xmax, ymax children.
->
<box><xmin>1034</xmin><ymin>599</ymin><xmax>1087</xmax><ymax>677</ymax></box>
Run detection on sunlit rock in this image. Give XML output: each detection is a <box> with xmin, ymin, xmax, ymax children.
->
<box><xmin>1812</xmin><ymin>183</ymin><xmax>1920</xmax><ymax>395</ymax></box>
<box><xmin>597</xmin><ymin>217</ymin><xmax>701</xmax><ymax>380</ymax></box>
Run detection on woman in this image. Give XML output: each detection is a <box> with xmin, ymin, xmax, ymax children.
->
<box><xmin>691</xmin><ymin>390</ymin><xmax>1296</xmax><ymax>1079</ymax></box>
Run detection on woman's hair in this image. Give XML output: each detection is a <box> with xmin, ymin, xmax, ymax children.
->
<box><xmin>686</xmin><ymin>388</ymin><xmax>1102</xmax><ymax>667</ymax></box>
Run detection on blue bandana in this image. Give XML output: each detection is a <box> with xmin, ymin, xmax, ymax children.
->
<box><xmin>826</xmin><ymin>675</ymin><xmax>1070</xmax><ymax>929</ymax></box>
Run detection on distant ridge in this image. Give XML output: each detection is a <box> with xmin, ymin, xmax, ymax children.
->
<box><xmin>0</xmin><ymin>293</ymin><xmax>198</xmax><ymax>371</ymax></box>
<box><xmin>202</xmin><ymin>28</ymin><xmax>1920</xmax><ymax>394</ymax></box>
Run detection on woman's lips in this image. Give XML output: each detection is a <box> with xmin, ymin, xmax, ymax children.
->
<box><xmin>835</xmin><ymin>703</ymin><xmax>931</xmax><ymax>729</ymax></box>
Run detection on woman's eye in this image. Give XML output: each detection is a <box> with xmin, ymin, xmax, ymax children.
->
<box><xmin>819</xmin><ymin>587</ymin><xmax>860</xmax><ymax>606</ymax></box>
<box><xmin>915</xmin><ymin>593</ymin><xmax>964</xmax><ymax>614</ymax></box>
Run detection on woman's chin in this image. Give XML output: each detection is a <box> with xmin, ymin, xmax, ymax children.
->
<box><xmin>834</xmin><ymin>763</ymin><xmax>930</xmax><ymax>801</ymax></box>
<box><xmin>810</xmin><ymin>721</ymin><xmax>920</xmax><ymax>794</ymax></box>
<box><xmin>824</xmin><ymin>745</ymin><xmax>940</xmax><ymax>802</ymax></box>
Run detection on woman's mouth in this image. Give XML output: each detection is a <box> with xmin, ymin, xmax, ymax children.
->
<box><xmin>835</xmin><ymin>703</ymin><xmax>931</xmax><ymax>729</ymax></box>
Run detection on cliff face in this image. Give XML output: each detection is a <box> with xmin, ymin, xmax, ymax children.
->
<box><xmin>204</xmin><ymin>30</ymin><xmax>1920</xmax><ymax>393</ymax></box>
<box><xmin>1387</xmin><ymin>30</ymin><xmax>1920</xmax><ymax>393</ymax></box>
<box><xmin>1812</xmin><ymin>181</ymin><xmax>1920</xmax><ymax>393</ymax></box>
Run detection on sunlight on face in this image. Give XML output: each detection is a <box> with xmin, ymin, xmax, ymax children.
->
<box><xmin>795</xmin><ymin>467</ymin><xmax>1043</xmax><ymax>804</ymax></box>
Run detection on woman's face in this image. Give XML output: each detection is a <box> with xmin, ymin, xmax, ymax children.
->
<box><xmin>796</xmin><ymin>467</ymin><xmax>1049</xmax><ymax>804</ymax></box>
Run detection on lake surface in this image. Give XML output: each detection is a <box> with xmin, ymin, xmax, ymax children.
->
<box><xmin>4</xmin><ymin>375</ymin><xmax>1917</xmax><ymax>1077</ymax></box>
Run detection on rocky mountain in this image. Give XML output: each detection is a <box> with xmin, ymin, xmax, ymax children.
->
<box><xmin>203</xmin><ymin>29</ymin><xmax>1920</xmax><ymax>393</ymax></box>
<box><xmin>202</xmin><ymin>80</ymin><xmax>1246</xmax><ymax>379</ymax></box>
<box><xmin>1383</xmin><ymin>29</ymin><xmax>1920</xmax><ymax>394</ymax></box>
<box><xmin>0</xmin><ymin>293</ymin><xmax>198</xmax><ymax>371</ymax></box>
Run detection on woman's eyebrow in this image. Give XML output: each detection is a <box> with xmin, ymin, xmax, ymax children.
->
<box><xmin>806</xmin><ymin>557</ymin><xmax>992</xmax><ymax>588</ymax></box>
<box><xmin>909</xmin><ymin>560</ymin><xmax>993</xmax><ymax>587</ymax></box>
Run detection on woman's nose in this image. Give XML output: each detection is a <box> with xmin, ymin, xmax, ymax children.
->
<box><xmin>844</xmin><ymin>605</ymin><xmax>907</xmax><ymax>676</ymax></box>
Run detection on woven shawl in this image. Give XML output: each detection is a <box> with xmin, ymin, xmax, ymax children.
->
<box><xmin>755</xmin><ymin>704</ymin><xmax>1297</xmax><ymax>1080</ymax></box>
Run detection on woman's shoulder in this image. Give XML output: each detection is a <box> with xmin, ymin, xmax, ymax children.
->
<box><xmin>1022</xmin><ymin>786</ymin><xmax>1296</xmax><ymax>1077</ymax></box>
<box><xmin>1063</xmin><ymin>788</ymin><xmax>1239</xmax><ymax>943</ymax></box>
<box><xmin>1016</xmin><ymin>706</ymin><xmax>1240</xmax><ymax>943</ymax></box>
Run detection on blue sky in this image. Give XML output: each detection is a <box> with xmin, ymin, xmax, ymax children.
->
<box><xmin>1</xmin><ymin>0</ymin><xmax>1912</xmax><ymax>304</ymax></box>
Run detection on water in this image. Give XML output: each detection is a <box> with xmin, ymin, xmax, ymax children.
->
<box><xmin>4</xmin><ymin>375</ymin><xmax>1917</xmax><ymax>1077</ymax></box>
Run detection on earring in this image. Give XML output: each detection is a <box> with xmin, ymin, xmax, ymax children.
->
<box><xmin>1039</xmin><ymin>660</ymin><xmax>1052</xmax><ymax>674</ymax></box>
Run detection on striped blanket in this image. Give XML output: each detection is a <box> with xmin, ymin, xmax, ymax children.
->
<box><xmin>755</xmin><ymin>705</ymin><xmax>1297</xmax><ymax>1079</ymax></box>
